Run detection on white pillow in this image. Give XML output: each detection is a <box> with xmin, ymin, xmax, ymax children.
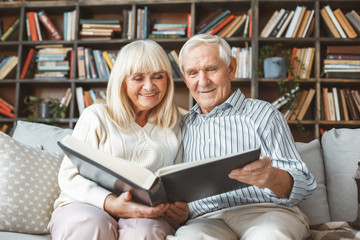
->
<box><xmin>12</xmin><ymin>120</ymin><xmax>73</xmax><ymax>154</ymax></box>
<box><xmin>322</xmin><ymin>128</ymin><xmax>360</xmax><ymax>221</ymax></box>
<box><xmin>0</xmin><ymin>132</ymin><xmax>63</xmax><ymax>234</ymax></box>
<box><xmin>296</xmin><ymin>140</ymin><xmax>331</xmax><ymax>225</ymax></box>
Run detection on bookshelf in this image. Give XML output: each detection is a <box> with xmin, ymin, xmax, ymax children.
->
<box><xmin>0</xmin><ymin>0</ymin><xmax>359</xmax><ymax>142</ymax></box>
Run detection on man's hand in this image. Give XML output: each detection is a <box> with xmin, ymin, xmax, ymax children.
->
<box><xmin>228</xmin><ymin>156</ymin><xmax>293</xmax><ymax>198</ymax></box>
<box><xmin>163</xmin><ymin>202</ymin><xmax>189</xmax><ymax>229</ymax></box>
<box><xmin>104</xmin><ymin>192</ymin><xmax>169</xmax><ymax>219</ymax></box>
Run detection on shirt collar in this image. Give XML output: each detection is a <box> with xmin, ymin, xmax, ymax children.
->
<box><xmin>189</xmin><ymin>88</ymin><xmax>246</xmax><ymax>117</ymax></box>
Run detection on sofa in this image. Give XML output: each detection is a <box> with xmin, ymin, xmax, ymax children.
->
<box><xmin>0</xmin><ymin>120</ymin><xmax>359</xmax><ymax>240</ymax></box>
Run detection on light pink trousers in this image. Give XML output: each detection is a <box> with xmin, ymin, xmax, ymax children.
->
<box><xmin>48</xmin><ymin>203</ymin><xmax>175</xmax><ymax>240</ymax></box>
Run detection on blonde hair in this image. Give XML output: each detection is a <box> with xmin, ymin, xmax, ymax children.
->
<box><xmin>179</xmin><ymin>34</ymin><xmax>232</xmax><ymax>74</ymax></box>
<box><xmin>106</xmin><ymin>40</ymin><xmax>180</xmax><ymax>129</ymax></box>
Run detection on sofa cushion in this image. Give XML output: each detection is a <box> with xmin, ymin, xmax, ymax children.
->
<box><xmin>322</xmin><ymin>128</ymin><xmax>360</xmax><ymax>222</ymax></box>
<box><xmin>0</xmin><ymin>132</ymin><xmax>63</xmax><ymax>234</ymax></box>
<box><xmin>12</xmin><ymin>120</ymin><xmax>73</xmax><ymax>154</ymax></box>
<box><xmin>296</xmin><ymin>139</ymin><xmax>331</xmax><ymax>225</ymax></box>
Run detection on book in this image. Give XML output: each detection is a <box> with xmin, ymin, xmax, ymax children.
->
<box><xmin>333</xmin><ymin>8</ymin><xmax>358</xmax><ymax>38</ymax></box>
<box><xmin>0</xmin><ymin>107</ymin><xmax>14</xmax><ymax>118</ymax></box>
<box><xmin>339</xmin><ymin>89</ymin><xmax>349</xmax><ymax>121</ymax></box>
<box><xmin>296</xmin><ymin>9</ymin><xmax>312</xmax><ymax>38</ymax></box>
<box><xmin>344</xmin><ymin>88</ymin><xmax>359</xmax><ymax>120</ymax></box>
<box><xmin>20</xmin><ymin>48</ymin><xmax>35</xmax><ymax>79</ymax></box>
<box><xmin>269</xmin><ymin>10</ymin><xmax>291</xmax><ymax>37</ymax></box>
<box><xmin>291</xmin><ymin>6</ymin><xmax>307</xmax><ymax>38</ymax></box>
<box><xmin>327</xmin><ymin>92</ymin><xmax>336</xmax><ymax>121</ymax></box>
<box><xmin>76</xmin><ymin>86</ymin><xmax>85</xmax><ymax>115</ymax></box>
<box><xmin>324</xmin><ymin>5</ymin><xmax>347</xmax><ymax>38</ymax></box>
<box><xmin>225</xmin><ymin>14</ymin><xmax>247</xmax><ymax>38</ymax></box>
<box><xmin>320</xmin><ymin>8</ymin><xmax>340</xmax><ymax>38</ymax></box>
<box><xmin>327</xmin><ymin>45</ymin><xmax>360</xmax><ymax>55</ymax></box>
<box><xmin>297</xmin><ymin>88</ymin><xmax>315</xmax><ymax>120</ymax></box>
<box><xmin>0</xmin><ymin>56</ymin><xmax>18</xmax><ymax>80</ymax></box>
<box><xmin>38</xmin><ymin>10</ymin><xmax>61</xmax><ymax>40</ymax></box>
<box><xmin>332</xmin><ymin>87</ymin><xmax>341</xmax><ymax>121</ymax></box>
<box><xmin>346</xmin><ymin>10</ymin><xmax>360</xmax><ymax>35</ymax></box>
<box><xmin>290</xmin><ymin>89</ymin><xmax>309</xmax><ymax>121</ymax></box>
<box><xmin>260</xmin><ymin>10</ymin><xmax>279</xmax><ymax>38</ymax></box>
<box><xmin>58</xmin><ymin>135</ymin><xmax>261</xmax><ymax>207</ymax></box>
<box><xmin>304</xmin><ymin>13</ymin><xmax>315</xmax><ymax>37</ymax></box>
<box><xmin>276</xmin><ymin>10</ymin><xmax>295</xmax><ymax>38</ymax></box>
<box><xmin>0</xmin><ymin>96</ymin><xmax>14</xmax><ymax>113</ymax></box>
<box><xmin>209</xmin><ymin>14</ymin><xmax>235</xmax><ymax>35</ymax></box>
<box><xmin>0</xmin><ymin>17</ymin><xmax>20</xmax><ymax>41</ymax></box>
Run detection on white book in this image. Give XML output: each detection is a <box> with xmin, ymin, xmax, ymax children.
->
<box><xmin>263</xmin><ymin>9</ymin><xmax>286</xmax><ymax>38</ymax></box>
<box><xmin>260</xmin><ymin>10</ymin><xmax>279</xmax><ymax>37</ymax></box>
<box><xmin>285</xmin><ymin>6</ymin><xmax>303</xmax><ymax>38</ymax></box>
<box><xmin>300</xmin><ymin>47</ymin><xmax>313</xmax><ymax>79</ymax></box>
<box><xmin>324</xmin><ymin>5</ymin><xmax>347</xmax><ymax>38</ymax></box>
<box><xmin>276</xmin><ymin>10</ymin><xmax>294</xmax><ymax>37</ymax></box>
<box><xmin>76</xmin><ymin>86</ymin><xmax>85</xmax><ymax>115</ymax></box>
<box><xmin>327</xmin><ymin>92</ymin><xmax>336</xmax><ymax>121</ymax></box>
<box><xmin>34</xmin><ymin>12</ymin><xmax>42</xmax><ymax>41</ymax></box>
<box><xmin>332</xmin><ymin>87</ymin><xmax>341</xmax><ymax>121</ymax></box>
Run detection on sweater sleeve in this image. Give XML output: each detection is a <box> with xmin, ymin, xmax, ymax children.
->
<box><xmin>57</xmin><ymin>106</ymin><xmax>111</xmax><ymax>209</ymax></box>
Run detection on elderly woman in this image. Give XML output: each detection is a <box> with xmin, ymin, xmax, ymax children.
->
<box><xmin>48</xmin><ymin>40</ymin><xmax>189</xmax><ymax>240</ymax></box>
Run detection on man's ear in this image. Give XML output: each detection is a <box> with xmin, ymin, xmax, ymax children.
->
<box><xmin>228</xmin><ymin>56</ymin><xmax>237</xmax><ymax>79</ymax></box>
<box><xmin>181</xmin><ymin>73</ymin><xmax>189</xmax><ymax>87</ymax></box>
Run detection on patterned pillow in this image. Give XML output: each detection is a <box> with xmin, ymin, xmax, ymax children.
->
<box><xmin>0</xmin><ymin>132</ymin><xmax>63</xmax><ymax>234</ymax></box>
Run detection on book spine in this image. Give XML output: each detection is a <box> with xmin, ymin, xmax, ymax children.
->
<box><xmin>210</xmin><ymin>14</ymin><xmax>235</xmax><ymax>35</ymax></box>
<box><xmin>0</xmin><ymin>96</ymin><xmax>14</xmax><ymax>112</ymax></box>
<box><xmin>0</xmin><ymin>107</ymin><xmax>14</xmax><ymax>118</ymax></box>
<box><xmin>197</xmin><ymin>10</ymin><xmax>231</xmax><ymax>34</ymax></box>
<box><xmin>38</xmin><ymin>10</ymin><xmax>61</xmax><ymax>40</ymax></box>
<box><xmin>20</xmin><ymin>48</ymin><xmax>35</xmax><ymax>79</ymax></box>
<box><xmin>324</xmin><ymin>5</ymin><xmax>347</xmax><ymax>38</ymax></box>
<box><xmin>187</xmin><ymin>13</ymin><xmax>192</xmax><ymax>38</ymax></box>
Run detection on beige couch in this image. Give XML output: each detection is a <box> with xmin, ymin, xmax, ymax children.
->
<box><xmin>0</xmin><ymin>121</ymin><xmax>359</xmax><ymax>240</ymax></box>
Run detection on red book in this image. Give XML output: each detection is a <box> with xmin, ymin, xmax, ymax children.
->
<box><xmin>210</xmin><ymin>15</ymin><xmax>235</xmax><ymax>35</ymax></box>
<box><xmin>20</xmin><ymin>48</ymin><xmax>35</xmax><ymax>79</ymax></box>
<box><xmin>288</xmin><ymin>47</ymin><xmax>298</xmax><ymax>78</ymax></box>
<box><xmin>187</xmin><ymin>13</ymin><xmax>192</xmax><ymax>38</ymax></box>
<box><xmin>27</xmin><ymin>12</ymin><xmax>39</xmax><ymax>41</ymax></box>
<box><xmin>38</xmin><ymin>10</ymin><xmax>61</xmax><ymax>40</ymax></box>
<box><xmin>249</xmin><ymin>9</ymin><xmax>252</xmax><ymax>38</ymax></box>
<box><xmin>0</xmin><ymin>107</ymin><xmax>14</xmax><ymax>118</ymax></box>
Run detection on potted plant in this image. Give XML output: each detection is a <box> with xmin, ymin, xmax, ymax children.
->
<box><xmin>24</xmin><ymin>95</ymin><xmax>66</xmax><ymax>122</ymax></box>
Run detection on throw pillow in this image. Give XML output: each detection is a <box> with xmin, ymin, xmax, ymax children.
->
<box><xmin>0</xmin><ymin>132</ymin><xmax>63</xmax><ymax>234</ymax></box>
<box><xmin>296</xmin><ymin>140</ymin><xmax>331</xmax><ymax>225</ymax></box>
<box><xmin>322</xmin><ymin>128</ymin><xmax>360</xmax><ymax>222</ymax></box>
<box><xmin>12</xmin><ymin>120</ymin><xmax>73</xmax><ymax>154</ymax></box>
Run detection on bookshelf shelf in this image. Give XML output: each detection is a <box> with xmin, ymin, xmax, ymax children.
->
<box><xmin>0</xmin><ymin>0</ymin><xmax>359</xmax><ymax>141</ymax></box>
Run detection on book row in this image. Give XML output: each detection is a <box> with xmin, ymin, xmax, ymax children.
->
<box><xmin>0</xmin><ymin>95</ymin><xmax>15</xmax><ymax>119</ymax></box>
<box><xmin>75</xmin><ymin>87</ymin><xmax>106</xmax><ymax>115</ymax></box>
<box><xmin>321</xmin><ymin>88</ymin><xmax>360</xmax><ymax>121</ymax></box>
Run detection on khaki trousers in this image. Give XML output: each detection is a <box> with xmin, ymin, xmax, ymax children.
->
<box><xmin>167</xmin><ymin>203</ymin><xmax>310</xmax><ymax>240</ymax></box>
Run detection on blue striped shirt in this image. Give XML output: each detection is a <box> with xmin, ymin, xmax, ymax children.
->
<box><xmin>181</xmin><ymin>89</ymin><xmax>316</xmax><ymax>218</ymax></box>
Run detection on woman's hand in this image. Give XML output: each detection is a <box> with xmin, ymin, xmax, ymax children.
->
<box><xmin>163</xmin><ymin>202</ymin><xmax>189</xmax><ymax>229</ymax></box>
<box><xmin>104</xmin><ymin>192</ymin><xmax>169</xmax><ymax>219</ymax></box>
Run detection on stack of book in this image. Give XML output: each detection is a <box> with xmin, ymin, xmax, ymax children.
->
<box><xmin>26</xmin><ymin>10</ymin><xmax>61</xmax><ymax>41</ymax></box>
<box><xmin>261</xmin><ymin>6</ymin><xmax>315</xmax><ymax>38</ymax></box>
<box><xmin>79</xmin><ymin>19</ymin><xmax>121</xmax><ymax>39</ymax></box>
<box><xmin>150</xmin><ymin>23</ymin><xmax>187</xmax><ymax>38</ymax></box>
<box><xmin>34</xmin><ymin>46</ymin><xmax>72</xmax><ymax>79</ymax></box>
<box><xmin>77</xmin><ymin>47</ymin><xmax>115</xmax><ymax>80</ymax></box>
<box><xmin>231</xmin><ymin>45</ymin><xmax>252</xmax><ymax>79</ymax></box>
<box><xmin>63</xmin><ymin>10</ymin><xmax>76</xmax><ymax>41</ymax></box>
<box><xmin>321</xmin><ymin>87</ymin><xmax>360</xmax><ymax>121</ymax></box>
<box><xmin>196</xmin><ymin>8</ymin><xmax>252</xmax><ymax>38</ymax></box>
<box><xmin>320</xmin><ymin>5</ymin><xmax>358</xmax><ymax>38</ymax></box>
<box><xmin>0</xmin><ymin>96</ymin><xmax>14</xmax><ymax>119</ymax></box>
<box><xmin>324</xmin><ymin>45</ymin><xmax>360</xmax><ymax>79</ymax></box>
<box><xmin>0</xmin><ymin>55</ymin><xmax>18</xmax><ymax>80</ymax></box>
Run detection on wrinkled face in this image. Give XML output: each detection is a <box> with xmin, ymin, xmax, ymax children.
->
<box><xmin>124</xmin><ymin>71</ymin><xmax>168</xmax><ymax>115</ymax></box>
<box><xmin>182</xmin><ymin>44</ymin><xmax>235</xmax><ymax>114</ymax></box>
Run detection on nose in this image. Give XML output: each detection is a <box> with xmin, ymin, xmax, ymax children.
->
<box><xmin>198</xmin><ymin>70</ymin><xmax>209</xmax><ymax>86</ymax></box>
<box><xmin>143</xmin><ymin>77</ymin><xmax>155</xmax><ymax>90</ymax></box>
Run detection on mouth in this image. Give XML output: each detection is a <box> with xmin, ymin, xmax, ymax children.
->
<box><xmin>139</xmin><ymin>92</ymin><xmax>157</xmax><ymax>97</ymax></box>
<box><xmin>198</xmin><ymin>88</ymin><xmax>216</xmax><ymax>94</ymax></box>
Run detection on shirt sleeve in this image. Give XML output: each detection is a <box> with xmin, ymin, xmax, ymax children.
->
<box><xmin>57</xmin><ymin>106</ymin><xmax>111</xmax><ymax>209</ymax></box>
<box><xmin>260</xmin><ymin>108</ymin><xmax>317</xmax><ymax>206</ymax></box>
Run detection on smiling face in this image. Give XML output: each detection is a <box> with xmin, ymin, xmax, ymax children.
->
<box><xmin>182</xmin><ymin>43</ymin><xmax>236</xmax><ymax>114</ymax></box>
<box><xmin>124</xmin><ymin>71</ymin><xmax>168</xmax><ymax>116</ymax></box>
